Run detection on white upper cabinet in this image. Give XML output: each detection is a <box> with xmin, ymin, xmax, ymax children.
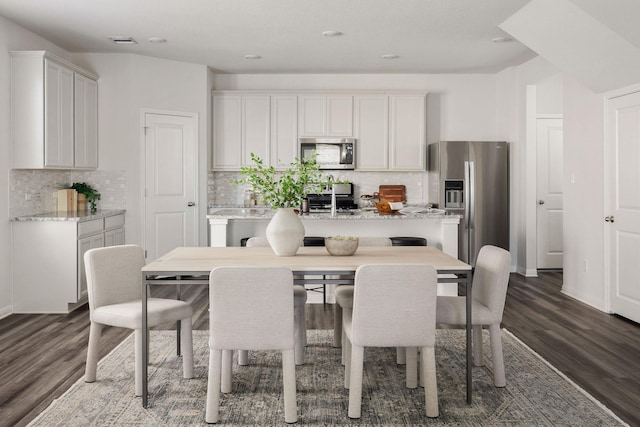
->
<box><xmin>242</xmin><ymin>95</ymin><xmax>271</xmax><ymax>165</ymax></box>
<box><xmin>213</xmin><ymin>93</ymin><xmax>271</xmax><ymax>170</ymax></box>
<box><xmin>74</xmin><ymin>74</ymin><xmax>98</xmax><ymax>169</ymax></box>
<box><xmin>354</xmin><ymin>93</ymin><xmax>426</xmax><ymax>171</ymax></box>
<box><xmin>270</xmin><ymin>95</ymin><xmax>298</xmax><ymax>168</ymax></box>
<box><xmin>11</xmin><ymin>51</ymin><xmax>99</xmax><ymax>169</ymax></box>
<box><xmin>354</xmin><ymin>95</ymin><xmax>389</xmax><ymax>170</ymax></box>
<box><xmin>298</xmin><ymin>95</ymin><xmax>353</xmax><ymax>136</ymax></box>
<box><xmin>389</xmin><ymin>94</ymin><xmax>426</xmax><ymax>171</ymax></box>
<box><xmin>212</xmin><ymin>94</ymin><xmax>242</xmax><ymax>169</ymax></box>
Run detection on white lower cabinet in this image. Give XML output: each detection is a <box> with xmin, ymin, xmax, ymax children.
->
<box><xmin>12</xmin><ymin>213</ymin><xmax>125</xmax><ymax>313</ymax></box>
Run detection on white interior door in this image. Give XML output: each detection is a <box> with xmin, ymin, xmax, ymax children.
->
<box><xmin>536</xmin><ymin>118</ymin><xmax>564</xmax><ymax>269</ymax></box>
<box><xmin>607</xmin><ymin>91</ymin><xmax>640</xmax><ymax>323</ymax></box>
<box><xmin>144</xmin><ymin>112</ymin><xmax>197</xmax><ymax>261</ymax></box>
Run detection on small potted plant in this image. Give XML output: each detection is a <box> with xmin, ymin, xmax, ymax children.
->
<box><xmin>70</xmin><ymin>182</ymin><xmax>101</xmax><ymax>213</ymax></box>
<box><xmin>235</xmin><ymin>153</ymin><xmax>324</xmax><ymax>255</ymax></box>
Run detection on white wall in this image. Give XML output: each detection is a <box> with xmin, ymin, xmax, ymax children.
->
<box><xmin>562</xmin><ymin>76</ymin><xmax>605</xmax><ymax>309</ymax></box>
<box><xmin>0</xmin><ymin>16</ymin><xmax>75</xmax><ymax>318</ymax></box>
<box><xmin>75</xmin><ymin>53</ymin><xmax>211</xmax><ymax>249</ymax></box>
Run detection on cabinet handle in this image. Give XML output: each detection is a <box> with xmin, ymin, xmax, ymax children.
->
<box><xmin>187</xmin><ymin>202</ymin><xmax>196</xmax><ymax>207</ymax></box>
<box><xmin>605</xmin><ymin>216</ymin><xmax>615</xmax><ymax>223</ymax></box>
<box><xmin>538</xmin><ymin>200</ymin><xmax>545</xmax><ymax>205</ymax></box>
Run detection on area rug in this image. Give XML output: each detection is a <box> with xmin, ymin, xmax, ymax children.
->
<box><xmin>29</xmin><ymin>329</ymin><xmax>627</xmax><ymax>426</ymax></box>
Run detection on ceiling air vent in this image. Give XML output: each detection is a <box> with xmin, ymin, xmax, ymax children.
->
<box><xmin>108</xmin><ymin>36</ymin><xmax>137</xmax><ymax>45</ymax></box>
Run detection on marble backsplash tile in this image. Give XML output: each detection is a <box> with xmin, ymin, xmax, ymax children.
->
<box><xmin>9</xmin><ymin>169</ymin><xmax>127</xmax><ymax>218</ymax></box>
<box><xmin>209</xmin><ymin>170</ymin><xmax>428</xmax><ymax>207</ymax></box>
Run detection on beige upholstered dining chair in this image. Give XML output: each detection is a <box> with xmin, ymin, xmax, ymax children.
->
<box><xmin>245</xmin><ymin>236</ymin><xmax>307</xmax><ymax>365</ymax></box>
<box><xmin>83</xmin><ymin>245</ymin><xmax>194</xmax><ymax>396</ymax></box>
<box><xmin>334</xmin><ymin>237</ymin><xmax>392</xmax><ymax>357</ymax></box>
<box><xmin>343</xmin><ymin>264</ymin><xmax>439</xmax><ymax>418</ymax></box>
<box><xmin>436</xmin><ymin>245</ymin><xmax>511</xmax><ymax>387</ymax></box>
<box><xmin>206</xmin><ymin>266</ymin><xmax>297</xmax><ymax>424</ymax></box>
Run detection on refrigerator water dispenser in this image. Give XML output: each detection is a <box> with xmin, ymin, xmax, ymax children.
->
<box><xmin>444</xmin><ymin>180</ymin><xmax>464</xmax><ymax>209</ymax></box>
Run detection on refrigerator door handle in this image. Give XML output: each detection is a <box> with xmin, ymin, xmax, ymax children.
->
<box><xmin>469</xmin><ymin>161</ymin><xmax>475</xmax><ymax>230</ymax></box>
<box><xmin>464</xmin><ymin>161</ymin><xmax>471</xmax><ymax>230</ymax></box>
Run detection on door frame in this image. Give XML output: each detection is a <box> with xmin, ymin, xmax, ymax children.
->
<box><xmin>603</xmin><ymin>84</ymin><xmax>640</xmax><ymax>313</ymax></box>
<box><xmin>140</xmin><ymin>109</ymin><xmax>199</xmax><ymax>259</ymax></box>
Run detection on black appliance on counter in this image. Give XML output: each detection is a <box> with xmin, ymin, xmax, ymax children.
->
<box><xmin>306</xmin><ymin>183</ymin><xmax>358</xmax><ymax>212</ymax></box>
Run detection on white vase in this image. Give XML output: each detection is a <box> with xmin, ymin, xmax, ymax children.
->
<box><xmin>266</xmin><ymin>208</ymin><xmax>305</xmax><ymax>256</ymax></box>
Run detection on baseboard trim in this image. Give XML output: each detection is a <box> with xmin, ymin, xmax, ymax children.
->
<box><xmin>0</xmin><ymin>305</ymin><xmax>12</xmax><ymax>320</ymax></box>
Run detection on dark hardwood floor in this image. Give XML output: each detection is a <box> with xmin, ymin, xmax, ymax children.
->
<box><xmin>0</xmin><ymin>272</ymin><xmax>638</xmax><ymax>426</ymax></box>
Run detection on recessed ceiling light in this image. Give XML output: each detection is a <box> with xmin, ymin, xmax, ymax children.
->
<box><xmin>244</xmin><ymin>54</ymin><xmax>261</xmax><ymax>60</ymax></box>
<box><xmin>108</xmin><ymin>36</ymin><xmax>137</xmax><ymax>45</ymax></box>
<box><xmin>148</xmin><ymin>37</ymin><xmax>167</xmax><ymax>44</ymax></box>
<box><xmin>381</xmin><ymin>54</ymin><xmax>399</xmax><ymax>60</ymax></box>
<box><xmin>491</xmin><ymin>36</ymin><xmax>513</xmax><ymax>43</ymax></box>
<box><xmin>322</xmin><ymin>30</ymin><xmax>343</xmax><ymax>37</ymax></box>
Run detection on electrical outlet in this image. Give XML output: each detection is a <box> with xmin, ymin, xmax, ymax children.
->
<box><xmin>24</xmin><ymin>193</ymin><xmax>31</xmax><ymax>201</ymax></box>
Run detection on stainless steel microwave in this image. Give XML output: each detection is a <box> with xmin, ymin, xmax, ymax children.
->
<box><xmin>299</xmin><ymin>137</ymin><xmax>356</xmax><ymax>170</ymax></box>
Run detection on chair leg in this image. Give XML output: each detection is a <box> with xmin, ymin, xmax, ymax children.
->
<box><xmin>181</xmin><ymin>317</ymin><xmax>194</xmax><ymax>379</ymax></box>
<box><xmin>281</xmin><ymin>348</ymin><xmax>298</xmax><ymax>424</ymax></box>
<box><xmin>405</xmin><ymin>347</ymin><xmax>418</xmax><ymax>389</ymax></box>
<box><xmin>396</xmin><ymin>347</ymin><xmax>406</xmax><ymax>365</ymax></box>
<box><xmin>84</xmin><ymin>322</ymin><xmax>103</xmax><ymax>383</ymax></box>
<box><xmin>348</xmin><ymin>344</ymin><xmax>365</xmax><ymax>418</ymax></box>
<box><xmin>344</xmin><ymin>334</ymin><xmax>352</xmax><ymax>389</ymax></box>
<box><xmin>473</xmin><ymin>325</ymin><xmax>484</xmax><ymax>366</ymax></box>
<box><xmin>341</xmin><ymin>307</ymin><xmax>350</xmax><ymax>365</ymax></box>
<box><xmin>134</xmin><ymin>329</ymin><xmax>143</xmax><ymax>396</ymax></box>
<box><xmin>421</xmin><ymin>346</ymin><xmax>439</xmax><ymax>418</ymax></box>
<box><xmin>205</xmin><ymin>349</ymin><xmax>222</xmax><ymax>423</ymax></box>
<box><xmin>334</xmin><ymin>303</ymin><xmax>343</xmax><ymax>347</ymax></box>
<box><xmin>294</xmin><ymin>300</ymin><xmax>306</xmax><ymax>365</ymax></box>
<box><xmin>238</xmin><ymin>350</ymin><xmax>248</xmax><ymax>365</ymax></box>
<box><xmin>489</xmin><ymin>323</ymin><xmax>506</xmax><ymax>387</ymax></box>
<box><xmin>221</xmin><ymin>350</ymin><xmax>233</xmax><ymax>393</ymax></box>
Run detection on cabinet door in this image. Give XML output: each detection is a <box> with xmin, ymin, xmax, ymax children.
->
<box><xmin>354</xmin><ymin>95</ymin><xmax>388</xmax><ymax>170</ymax></box>
<box><xmin>327</xmin><ymin>95</ymin><xmax>353</xmax><ymax>136</ymax></box>
<box><xmin>74</xmin><ymin>74</ymin><xmax>98</xmax><ymax>168</ymax></box>
<box><xmin>389</xmin><ymin>95</ymin><xmax>426</xmax><ymax>170</ymax></box>
<box><xmin>242</xmin><ymin>95</ymin><xmax>270</xmax><ymax>165</ymax></box>
<box><xmin>77</xmin><ymin>233</ymin><xmax>104</xmax><ymax>301</ymax></box>
<box><xmin>104</xmin><ymin>228</ymin><xmax>125</xmax><ymax>246</ymax></box>
<box><xmin>44</xmin><ymin>59</ymin><xmax>74</xmax><ymax>168</ymax></box>
<box><xmin>271</xmin><ymin>95</ymin><xmax>298</xmax><ymax>168</ymax></box>
<box><xmin>212</xmin><ymin>95</ymin><xmax>242</xmax><ymax>169</ymax></box>
<box><xmin>298</xmin><ymin>95</ymin><xmax>326</xmax><ymax>136</ymax></box>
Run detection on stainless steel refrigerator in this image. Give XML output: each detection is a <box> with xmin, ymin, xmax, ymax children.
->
<box><xmin>428</xmin><ymin>141</ymin><xmax>509</xmax><ymax>266</ymax></box>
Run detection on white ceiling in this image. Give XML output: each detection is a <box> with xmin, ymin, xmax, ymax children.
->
<box><xmin>0</xmin><ymin>0</ymin><xmax>537</xmax><ymax>74</ymax></box>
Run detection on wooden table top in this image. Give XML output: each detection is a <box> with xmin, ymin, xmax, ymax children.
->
<box><xmin>142</xmin><ymin>246</ymin><xmax>471</xmax><ymax>275</ymax></box>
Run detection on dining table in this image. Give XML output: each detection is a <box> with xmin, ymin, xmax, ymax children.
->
<box><xmin>140</xmin><ymin>245</ymin><xmax>473</xmax><ymax>408</ymax></box>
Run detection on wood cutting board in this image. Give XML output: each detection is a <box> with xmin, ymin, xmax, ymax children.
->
<box><xmin>377</xmin><ymin>185</ymin><xmax>406</xmax><ymax>202</ymax></box>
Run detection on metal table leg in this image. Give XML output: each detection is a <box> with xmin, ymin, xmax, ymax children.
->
<box><xmin>466</xmin><ymin>271</ymin><xmax>472</xmax><ymax>404</ymax></box>
<box><xmin>142</xmin><ymin>272</ymin><xmax>149</xmax><ymax>408</ymax></box>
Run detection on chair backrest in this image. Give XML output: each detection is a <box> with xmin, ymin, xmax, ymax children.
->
<box><xmin>357</xmin><ymin>237</ymin><xmax>392</xmax><ymax>247</ymax></box>
<box><xmin>209</xmin><ymin>266</ymin><xmax>294</xmax><ymax>350</ymax></box>
<box><xmin>472</xmin><ymin>245</ymin><xmax>512</xmax><ymax>321</ymax></box>
<box><xmin>84</xmin><ymin>245</ymin><xmax>145</xmax><ymax>312</ymax></box>
<box><xmin>351</xmin><ymin>264</ymin><xmax>438</xmax><ymax>348</ymax></box>
<box><xmin>245</xmin><ymin>236</ymin><xmax>270</xmax><ymax>247</ymax></box>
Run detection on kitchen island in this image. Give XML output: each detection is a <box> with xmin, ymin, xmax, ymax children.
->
<box><xmin>207</xmin><ymin>207</ymin><xmax>460</xmax><ymax>257</ymax></box>
<box><xmin>207</xmin><ymin>207</ymin><xmax>461</xmax><ymax>296</ymax></box>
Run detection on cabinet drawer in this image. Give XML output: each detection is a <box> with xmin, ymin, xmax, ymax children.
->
<box><xmin>104</xmin><ymin>214</ymin><xmax>125</xmax><ymax>231</ymax></box>
<box><xmin>77</xmin><ymin>218</ymin><xmax>103</xmax><ymax>238</ymax></box>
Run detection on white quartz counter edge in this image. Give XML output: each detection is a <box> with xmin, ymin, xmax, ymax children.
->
<box><xmin>12</xmin><ymin>209</ymin><xmax>126</xmax><ymax>222</ymax></box>
<box><xmin>207</xmin><ymin>209</ymin><xmax>460</xmax><ymax>221</ymax></box>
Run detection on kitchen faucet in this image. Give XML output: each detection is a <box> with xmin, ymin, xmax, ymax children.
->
<box><xmin>327</xmin><ymin>175</ymin><xmax>337</xmax><ymax>217</ymax></box>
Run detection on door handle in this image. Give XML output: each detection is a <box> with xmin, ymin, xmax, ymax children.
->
<box><xmin>605</xmin><ymin>216</ymin><xmax>615</xmax><ymax>223</ymax></box>
<box><xmin>187</xmin><ymin>202</ymin><xmax>196</xmax><ymax>207</ymax></box>
<box><xmin>538</xmin><ymin>200</ymin><xmax>545</xmax><ymax>205</ymax></box>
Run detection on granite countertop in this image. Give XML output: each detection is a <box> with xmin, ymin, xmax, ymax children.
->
<box><xmin>207</xmin><ymin>206</ymin><xmax>459</xmax><ymax>221</ymax></box>
<box><xmin>12</xmin><ymin>209</ymin><xmax>126</xmax><ymax>222</ymax></box>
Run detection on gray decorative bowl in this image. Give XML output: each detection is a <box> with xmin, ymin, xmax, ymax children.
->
<box><xmin>325</xmin><ymin>237</ymin><xmax>359</xmax><ymax>256</ymax></box>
